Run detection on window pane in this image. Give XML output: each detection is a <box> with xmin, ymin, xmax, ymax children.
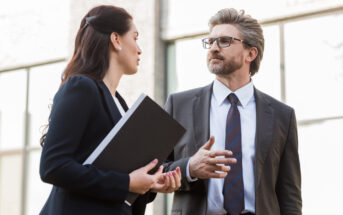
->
<box><xmin>28</xmin><ymin>62</ymin><xmax>65</xmax><ymax>147</ymax></box>
<box><xmin>25</xmin><ymin>150</ymin><xmax>51</xmax><ymax>215</ymax></box>
<box><xmin>0</xmin><ymin>154</ymin><xmax>23</xmax><ymax>215</ymax></box>
<box><xmin>0</xmin><ymin>70</ymin><xmax>27</xmax><ymax>150</ymax></box>
<box><xmin>284</xmin><ymin>14</ymin><xmax>343</xmax><ymax>120</ymax></box>
<box><xmin>169</xmin><ymin>36</ymin><xmax>213</xmax><ymax>93</ymax></box>
<box><xmin>298</xmin><ymin>119</ymin><xmax>343</xmax><ymax>214</ymax></box>
<box><xmin>253</xmin><ymin>25</ymin><xmax>281</xmax><ymax>101</ymax></box>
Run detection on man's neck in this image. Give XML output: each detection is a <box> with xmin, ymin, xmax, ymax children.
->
<box><xmin>216</xmin><ymin>72</ymin><xmax>251</xmax><ymax>92</ymax></box>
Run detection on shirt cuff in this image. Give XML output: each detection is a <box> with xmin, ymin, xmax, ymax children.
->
<box><xmin>186</xmin><ymin>159</ymin><xmax>198</xmax><ymax>182</ymax></box>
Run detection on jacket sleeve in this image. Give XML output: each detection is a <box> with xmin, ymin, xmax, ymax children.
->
<box><xmin>276</xmin><ymin>109</ymin><xmax>302</xmax><ymax>214</ymax></box>
<box><xmin>163</xmin><ymin>95</ymin><xmax>196</xmax><ymax>191</ymax></box>
<box><xmin>40</xmin><ymin>76</ymin><xmax>129</xmax><ymax>203</ymax></box>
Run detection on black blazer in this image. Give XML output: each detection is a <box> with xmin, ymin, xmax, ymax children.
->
<box><xmin>40</xmin><ymin>75</ymin><xmax>154</xmax><ymax>215</ymax></box>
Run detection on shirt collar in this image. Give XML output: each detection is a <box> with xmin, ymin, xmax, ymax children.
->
<box><xmin>212</xmin><ymin>78</ymin><xmax>254</xmax><ymax>108</ymax></box>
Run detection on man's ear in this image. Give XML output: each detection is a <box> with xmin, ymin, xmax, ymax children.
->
<box><xmin>246</xmin><ymin>47</ymin><xmax>258</xmax><ymax>63</ymax></box>
<box><xmin>110</xmin><ymin>32</ymin><xmax>122</xmax><ymax>51</ymax></box>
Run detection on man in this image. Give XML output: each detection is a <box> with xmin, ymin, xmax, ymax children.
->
<box><xmin>164</xmin><ymin>8</ymin><xmax>302</xmax><ymax>215</ymax></box>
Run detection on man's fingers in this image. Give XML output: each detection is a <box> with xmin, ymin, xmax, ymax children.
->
<box><xmin>207</xmin><ymin>157</ymin><xmax>237</xmax><ymax>165</ymax></box>
<box><xmin>144</xmin><ymin>159</ymin><xmax>159</xmax><ymax>172</ymax></box>
<box><xmin>207</xmin><ymin>164</ymin><xmax>231</xmax><ymax>172</ymax></box>
<box><xmin>208</xmin><ymin>172</ymin><xmax>228</xmax><ymax>178</ymax></box>
<box><xmin>202</xmin><ymin>136</ymin><xmax>215</xmax><ymax>150</ymax></box>
<box><xmin>209</xmin><ymin>150</ymin><xmax>233</xmax><ymax>158</ymax></box>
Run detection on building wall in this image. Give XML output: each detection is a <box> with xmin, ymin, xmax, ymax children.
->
<box><xmin>0</xmin><ymin>0</ymin><xmax>163</xmax><ymax>215</ymax></box>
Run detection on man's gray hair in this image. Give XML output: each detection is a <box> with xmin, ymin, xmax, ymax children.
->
<box><xmin>209</xmin><ymin>8</ymin><xmax>264</xmax><ymax>76</ymax></box>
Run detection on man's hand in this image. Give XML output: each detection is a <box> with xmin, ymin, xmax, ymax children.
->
<box><xmin>189</xmin><ymin>136</ymin><xmax>237</xmax><ymax>179</ymax></box>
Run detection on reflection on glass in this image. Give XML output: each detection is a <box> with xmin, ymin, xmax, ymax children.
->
<box><xmin>0</xmin><ymin>154</ymin><xmax>22</xmax><ymax>215</ymax></box>
<box><xmin>298</xmin><ymin>119</ymin><xmax>343</xmax><ymax>214</ymax></box>
<box><xmin>28</xmin><ymin>62</ymin><xmax>65</xmax><ymax>146</ymax></box>
<box><xmin>285</xmin><ymin>14</ymin><xmax>343</xmax><ymax>120</ymax></box>
<box><xmin>0</xmin><ymin>70</ymin><xmax>27</xmax><ymax>150</ymax></box>
<box><xmin>253</xmin><ymin>25</ymin><xmax>281</xmax><ymax>101</ymax></box>
<box><xmin>25</xmin><ymin>150</ymin><xmax>52</xmax><ymax>215</ymax></box>
<box><xmin>172</xmin><ymin>36</ymin><xmax>214</xmax><ymax>93</ymax></box>
<box><xmin>167</xmin><ymin>193</ymin><xmax>174</xmax><ymax>215</ymax></box>
<box><xmin>166</xmin><ymin>43</ymin><xmax>177</xmax><ymax>95</ymax></box>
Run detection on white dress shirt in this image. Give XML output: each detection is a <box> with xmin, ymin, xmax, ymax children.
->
<box><xmin>112</xmin><ymin>95</ymin><xmax>126</xmax><ymax>116</ymax></box>
<box><xmin>186</xmin><ymin>79</ymin><xmax>256</xmax><ymax>214</ymax></box>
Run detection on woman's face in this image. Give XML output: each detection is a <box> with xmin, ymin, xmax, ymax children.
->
<box><xmin>119</xmin><ymin>22</ymin><xmax>142</xmax><ymax>75</ymax></box>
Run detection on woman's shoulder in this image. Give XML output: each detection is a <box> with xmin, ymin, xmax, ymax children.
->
<box><xmin>60</xmin><ymin>75</ymin><xmax>100</xmax><ymax>94</ymax></box>
<box><xmin>64</xmin><ymin>75</ymin><xmax>98</xmax><ymax>88</ymax></box>
<box><xmin>54</xmin><ymin>75</ymin><xmax>101</xmax><ymax>103</ymax></box>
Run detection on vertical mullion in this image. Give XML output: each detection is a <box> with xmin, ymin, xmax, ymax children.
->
<box><xmin>279</xmin><ymin>23</ymin><xmax>286</xmax><ymax>103</ymax></box>
<box><xmin>21</xmin><ymin>67</ymin><xmax>30</xmax><ymax>215</ymax></box>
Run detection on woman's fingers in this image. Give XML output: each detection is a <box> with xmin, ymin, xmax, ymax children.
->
<box><xmin>173</xmin><ymin>171</ymin><xmax>181</xmax><ymax>190</ymax></box>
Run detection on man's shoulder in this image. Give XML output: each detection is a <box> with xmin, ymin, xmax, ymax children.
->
<box><xmin>169</xmin><ymin>84</ymin><xmax>212</xmax><ymax>101</ymax></box>
<box><xmin>255</xmin><ymin>88</ymin><xmax>294</xmax><ymax>113</ymax></box>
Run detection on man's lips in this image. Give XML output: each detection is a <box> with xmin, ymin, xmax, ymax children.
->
<box><xmin>209</xmin><ymin>54</ymin><xmax>224</xmax><ymax>61</ymax></box>
<box><xmin>210</xmin><ymin>58</ymin><xmax>223</xmax><ymax>62</ymax></box>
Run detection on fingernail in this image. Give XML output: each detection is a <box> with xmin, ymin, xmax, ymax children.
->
<box><xmin>172</xmin><ymin>171</ymin><xmax>176</xmax><ymax>176</ymax></box>
<box><xmin>153</xmin><ymin>159</ymin><xmax>158</xmax><ymax>163</ymax></box>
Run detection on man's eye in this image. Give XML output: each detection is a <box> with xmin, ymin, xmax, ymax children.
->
<box><xmin>219</xmin><ymin>38</ymin><xmax>230</xmax><ymax>44</ymax></box>
<box><xmin>208</xmin><ymin>38</ymin><xmax>215</xmax><ymax>45</ymax></box>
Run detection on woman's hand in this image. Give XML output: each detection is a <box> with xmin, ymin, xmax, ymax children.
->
<box><xmin>129</xmin><ymin>159</ymin><xmax>163</xmax><ymax>194</ymax></box>
<box><xmin>151</xmin><ymin>167</ymin><xmax>181</xmax><ymax>193</ymax></box>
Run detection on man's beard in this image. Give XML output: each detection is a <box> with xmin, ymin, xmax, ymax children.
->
<box><xmin>207</xmin><ymin>52</ymin><xmax>243</xmax><ymax>75</ymax></box>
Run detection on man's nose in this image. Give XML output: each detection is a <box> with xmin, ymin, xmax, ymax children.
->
<box><xmin>209</xmin><ymin>40</ymin><xmax>220</xmax><ymax>52</ymax></box>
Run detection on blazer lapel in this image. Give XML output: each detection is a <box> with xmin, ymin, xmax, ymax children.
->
<box><xmin>192</xmin><ymin>83</ymin><xmax>213</xmax><ymax>193</ymax></box>
<box><xmin>115</xmin><ymin>91</ymin><xmax>129</xmax><ymax>111</ymax></box>
<box><xmin>97</xmin><ymin>81</ymin><xmax>123</xmax><ymax>125</ymax></box>
<box><xmin>254</xmin><ymin>88</ymin><xmax>274</xmax><ymax>189</ymax></box>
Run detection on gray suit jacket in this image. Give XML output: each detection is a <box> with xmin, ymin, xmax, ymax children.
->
<box><xmin>164</xmin><ymin>83</ymin><xmax>302</xmax><ymax>215</ymax></box>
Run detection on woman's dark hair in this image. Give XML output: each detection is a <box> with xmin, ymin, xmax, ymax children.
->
<box><xmin>40</xmin><ymin>5</ymin><xmax>132</xmax><ymax>146</ymax></box>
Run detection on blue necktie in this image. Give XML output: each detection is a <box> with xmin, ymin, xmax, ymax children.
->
<box><xmin>223</xmin><ymin>93</ymin><xmax>245</xmax><ymax>215</ymax></box>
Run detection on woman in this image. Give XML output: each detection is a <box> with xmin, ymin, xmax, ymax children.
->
<box><xmin>39</xmin><ymin>5</ymin><xmax>181</xmax><ymax>215</ymax></box>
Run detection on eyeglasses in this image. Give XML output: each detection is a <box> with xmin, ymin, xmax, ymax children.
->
<box><xmin>202</xmin><ymin>36</ymin><xmax>250</xmax><ymax>49</ymax></box>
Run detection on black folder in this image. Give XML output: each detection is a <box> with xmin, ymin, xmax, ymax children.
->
<box><xmin>83</xmin><ymin>94</ymin><xmax>186</xmax><ymax>205</ymax></box>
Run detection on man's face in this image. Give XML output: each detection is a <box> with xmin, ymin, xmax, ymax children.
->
<box><xmin>207</xmin><ymin>24</ymin><xmax>246</xmax><ymax>76</ymax></box>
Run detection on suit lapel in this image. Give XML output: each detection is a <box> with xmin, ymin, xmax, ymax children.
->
<box><xmin>192</xmin><ymin>83</ymin><xmax>213</xmax><ymax>193</ymax></box>
<box><xmin>97</xmin><ymin>81</ymin><xmax>123</xmax><ymax>125</ymax></box>
<box><xmin>193</xmin><ymin>83</ymin><xmax>213</xmax><ymax>150</ymax></box>
<box><xmin>254</xmin><ymin>88</ymin><xmax>274</xmax><ymax>189</ymax></box>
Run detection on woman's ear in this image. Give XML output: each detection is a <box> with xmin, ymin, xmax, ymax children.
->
<box><xmin>110</xmin><ymin>32</ymin><xmax>122</xmax><ymax>51</ymax></box>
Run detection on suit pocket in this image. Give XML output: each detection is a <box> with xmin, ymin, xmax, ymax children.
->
<box><xmin>171</xmin><ymin>210</ymin><xmax>182</xmax><ymax>215</ymax></box>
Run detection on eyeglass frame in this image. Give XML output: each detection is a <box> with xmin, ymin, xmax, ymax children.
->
<box><xmin>201</xmin><ymin>36</ymin><xmax>251</xmax><ymax>49</ymax></box>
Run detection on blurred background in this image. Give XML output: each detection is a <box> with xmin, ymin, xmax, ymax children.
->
<box><xmin>0</xmin><ymin>0</ymin><xmax>342</xmax><ymax>214</ymax></box>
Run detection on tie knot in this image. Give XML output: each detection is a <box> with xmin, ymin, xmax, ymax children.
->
<box><xmin>227</xmin><ymin>93</ymin><xmax>239</xmax><ymax>105</ymax></box>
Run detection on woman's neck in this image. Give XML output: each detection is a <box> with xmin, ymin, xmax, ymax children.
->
<box><xmin>103</xmin><ymin>56</ymin><xmax>123</xmax><ymax>96</ymax></box>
